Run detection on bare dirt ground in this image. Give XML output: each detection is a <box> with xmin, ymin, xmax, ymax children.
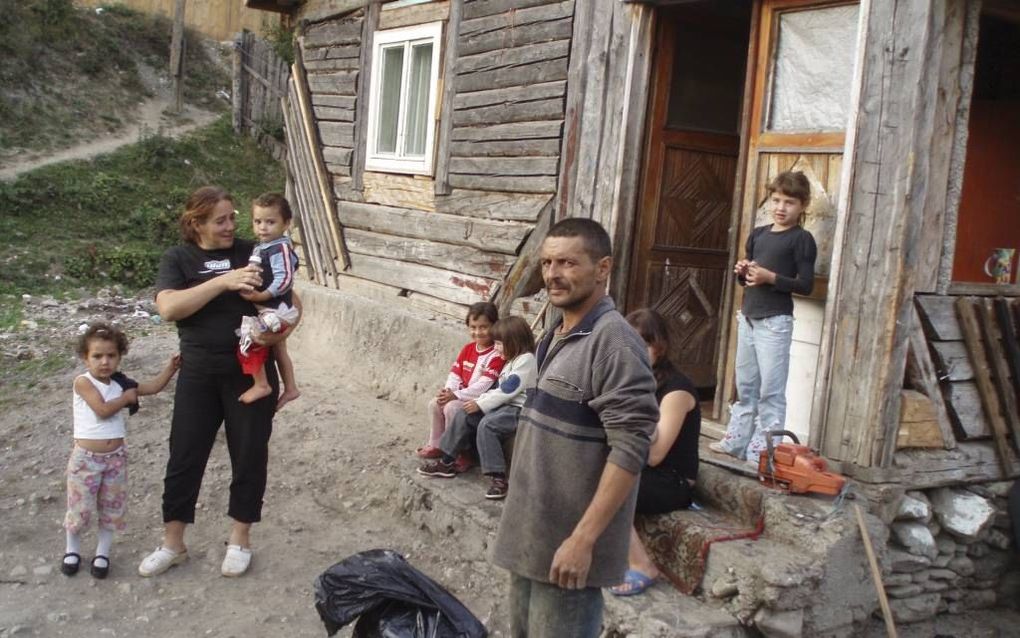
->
<box><xmin>0</xmin><ymin>291</ymin><xmax>504</xmax><ymax>637</ymax></box>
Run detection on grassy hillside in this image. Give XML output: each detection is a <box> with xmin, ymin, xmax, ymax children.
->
<box><xmin>0</xmin><ymin>116</ymin><xmax>286</xmax><ymax>299</ymax></box>
<box><xmin>0</xmin><ymin>0</ymin><xmax>230</xmax><ymax>154</ymax></box>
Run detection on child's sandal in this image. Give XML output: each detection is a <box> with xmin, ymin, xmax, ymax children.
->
<box><xmin>60</xmin><ymin>552</ymin><xmax>81</xmax><ymax>576</ymax></box>
<box><xmin>90</xmin><ymin>555</ymin><xmax>110</xmax><ymax>579</ymax></box>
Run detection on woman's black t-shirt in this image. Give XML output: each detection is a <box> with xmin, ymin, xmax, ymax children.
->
<box><xmin>154</xmin><ymin>239</ymin><xmax>258</xmax><ymax>373</ymax></box>
<box><xmin>652</xmin><ymin>371</ymin><xmax>701</xmax><ymax>481</ymax></box>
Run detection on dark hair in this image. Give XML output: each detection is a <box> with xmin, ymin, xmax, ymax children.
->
<box><xmin>491</xmin><ymin>316</ymin><xmax>536</xmax><ymax>362</ymax></box>
<box><xmin>180</xmin><ymin>186</ymin><xmax>234</xmax><ymax>243</ymax></box>
<box><xmin>76</xmin><ymin>322</ymin><xmax>129</xmax><ymax>358</ymax></box>
<box><xmin>466</xmin><ymin>301</ymin><xmax>499</xmax><ymax>326</ymax></box>
<box><xmin>253</xmin><ymin>192</ymin><xmax>293</xmax><ymax>222</ymax></box>
<box><xmin>626</xmin><ymin>308</ymin><xmax>675</xmax><ymax>388</ymax></box>
<box><xmin>767</xmin><ymin>171</ymin><xmax>811</xmax><ymax>207</ymax></box>
<box><xmin>546</xmin><ymin>218</ymin><xmax>612</xmax><ymax>261</ymax></box>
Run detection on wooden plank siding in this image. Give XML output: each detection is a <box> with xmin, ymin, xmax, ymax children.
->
<box><xmin>286</xmin><ymin>0</ymin><xmax>575</xmax><ymax>307</ymax></box>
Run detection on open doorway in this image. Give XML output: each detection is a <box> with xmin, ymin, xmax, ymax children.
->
<box><xmin>626</xmin><ymin>1</ymin><xmax>753</xmax><ymax>410</ymax></box>
<box><xmin>951</xmin><ymin>7</ymin><xmax>1020</xmax><ymax>288</ymax></box>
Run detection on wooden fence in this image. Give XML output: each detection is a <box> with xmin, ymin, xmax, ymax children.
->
<box><xmin>78</xmin><ymin>0</ymin><xmax>277</xmax><ymax>41</ymax></box>
<box><xmin>232</xmin><ymin>30</ymin><xmax>290</xmax><ymax>159</ymax></box>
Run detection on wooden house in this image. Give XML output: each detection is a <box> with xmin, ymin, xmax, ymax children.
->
<box><xmin>247</xmin><ymin>0</ymin><xmax>1020</xmax><ymax>489</ymax></box>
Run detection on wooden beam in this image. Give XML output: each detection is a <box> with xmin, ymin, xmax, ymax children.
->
<box><xmin>463</xmin><ymin>0</ymin><xmax>556</xmax><ymax>21</ymax></box>
<box><xmin>303</xmin><ymin>16</ymin><xmax>363</xmax><ymax>48</ymax></box>
<box><xmin>979</xmin><ymin>298</ymin><xmax>1020</xmax><ymax>454</ymax></box>
<box><xmin>930</xmin><ymin>341</ymin><xmax>972</xmax><ymax>381</ymax></box>
<box><xmin>232</xmin><ymin>30</ymin><xmax>247</xmax><ymax>133</ymax></box>
<box><xmin>351</xmin><ymin>1</ymin><xmax>380</xmax><ymax>191</ymax></box>
<box><xmin>448</xmin><ymin>156</ymin><xmax>559</xmax><ymax>176</ymax></box>
<box><xmin>447</xmin><ymin>173</ymin><xmax>557</xmax><ymax>193</ymax></box>
<box><xmin>460</xmin><ymin>2</ymin><xmax>574</xmax><ymax>56</ymax></box>
<box><xmin>905</xmin><ymin>305</ymin><xmax>956</xmax><ymax>449</ymax></box>
<box><xmin>349</xmin><ymin>253</ymin><xmax>497</xmax><ymax>305</ymax></box>
<box><xmin>337</xmin><ymin>200</ymin><xmax>530</xmax><ymax>254</ymax></box>
<box><xmin>434</xmin><ymin>0</ymin><xmax>463</xmax><ymax>195</ymax></box>
<box><xmin>344</xmin><ymin>227</ymin><xmax>514</xmax><ymax>279</ymax></box>
<box><xmin>378</xmin><ymin>0</ymin><xmax>450</xmax><ymax>29</ymax></box>
<box><xmin>456</xmin><ymin>57</ymin><xmax>569</xmax><ymax>92</ymax></box>
<box><xmin>996</xmin><ymin>297</ymin><xmax>1020</xmax><ymax>417</ymax></box>
<box><xmin>451</xmin><ymin>119</ymin><xmax>562</xmax><ymax>141</ymax></box>
<box><xmin>916</xmin><ymin>295</ymin><xmax>963</xmax><ymax>341</ymax></box>
<box><xmin>304</xmin><ymin>70</ymin><xmax>358</xmax><ymax>95</ymax></box>
<box><xmin>170</xmin><ymin>0</ymin><xmax>187</xmax><ymax>114</ymax></box>
<box><xmin>436</xmin><ymin>190</ymin><xmax>552</xmax><ymax>222</ymax></box>
<box><xmin>493</xmin><ymin>197</ymin><xmax>554</xmax><ymax>315</ymax></box>
<box><xmin>956</xmin><ymin>297</ymin><xmax>1011</xmax><ymax>475</ymax></box>
<box><xmin>945</xmin><ymin>382</ymin><xmax>991</xmax><ymax>440</ymax></box>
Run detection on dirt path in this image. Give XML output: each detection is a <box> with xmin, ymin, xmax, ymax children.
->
<box><xmin>0</xmin><ymin>293</ymin><xmax>503</xmax><ymax>637</ymax></box>
<box><xmin>0</xmin><ymin>98</ymin><xmax>222</xmax><ymax>182</ymax></box>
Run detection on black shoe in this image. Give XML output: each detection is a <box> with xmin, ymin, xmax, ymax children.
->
<box><xmin>61</xmin><ymin>553</ymin><xmax>81</xmax><ymax>576</ymax></box>
<box><xmin>90</xmin><ymin>556</ymin><xmax>109</xmax><ymax>579</ymax></box>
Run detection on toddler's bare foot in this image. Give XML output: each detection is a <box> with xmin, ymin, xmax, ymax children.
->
<box><xmin>239</xmin><ymin>383</ymin><xmax>273</xmax><ymax>404</ymax></box>
<box><xmin>276</xmin><ymin>388</ymin><xmax>301</xmax><ymax>411</ymax></box>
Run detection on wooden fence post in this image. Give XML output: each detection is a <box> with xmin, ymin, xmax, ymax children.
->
<box><xmin>170</xmin><ymin>0</ymin><xmax>187</xmax><ymax>114</ymax></box>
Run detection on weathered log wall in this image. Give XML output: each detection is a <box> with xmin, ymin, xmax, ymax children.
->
<box><xmin>287</xmin><ymin>0</ymin><xmax>573</xmax><ymax>317</ymax></box>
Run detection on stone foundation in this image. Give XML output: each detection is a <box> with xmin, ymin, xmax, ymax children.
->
<box><xmin>880</xmin><ymin>482</ymin><xmax>1018</xmax><ymax>624</ymax></box>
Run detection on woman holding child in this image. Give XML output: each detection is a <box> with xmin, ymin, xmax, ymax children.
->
<box><xmin>138</xmin><ymin>186</ymin><xmax>299</xmax><ymax>579</ymax></box>
<box><xmin>610</xmin><ymin>308</ymin><xmax>701</xmax><ymax>596</ymax></box>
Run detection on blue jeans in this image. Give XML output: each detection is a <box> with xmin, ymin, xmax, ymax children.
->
<box><xmin>509</xmin><ymin>573</ymin><xmax>603</xmax><ymax>638</ymax></box>
<box><xmin>720</xmin><ymin>311</ymin><xmax>793</xmax><ymax>462</ymax></box>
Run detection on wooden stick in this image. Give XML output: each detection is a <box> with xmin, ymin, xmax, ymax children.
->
<box><xmin>956</xmin><ymin>297</ymin><xmax>1012</xmax><ymax>475</ymax></box>
<box><xmin>980</xmin><ymin>298</ymin><xmax>1020</xmax><ymax>454</ymax></box>
<box><xmin>529</xmin><ymin>300</ymin><xmax>550</xmax><ymax>333</ymax></box>
<box><xmin>995</xmin><ymin>297</ymin><xmax>1020</xmax><ymax>424</ymax></box>
<box><xmin>854</xmin><ymin>504</ymin><xmax>898</xmax><ymax>638</ymax></box>
<box><xmin>291</xmin><ymin>39</ymin><xmax>351</xmax><ymax>270</ymax></box>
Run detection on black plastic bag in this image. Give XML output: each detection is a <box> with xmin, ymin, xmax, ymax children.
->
<box><xmin>314</xmin><ymin>549</ymin><xmax>488</xmax><ymax>638</ymax></box>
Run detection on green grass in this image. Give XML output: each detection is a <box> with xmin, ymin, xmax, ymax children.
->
<box><xmin>0</xmin><ymin>1</ymin><xmax>229</xmax><ymax>154</ymax></box>
<box><xmin>0</xmin><ymin>115</ymin><xmax>286</xmax><ymax>296</ymax></box>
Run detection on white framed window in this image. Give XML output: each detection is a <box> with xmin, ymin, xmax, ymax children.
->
<box><xmin>365</xmin><ymin>21</ymin><xmax>442</xmax><ymax>176</ymax></box>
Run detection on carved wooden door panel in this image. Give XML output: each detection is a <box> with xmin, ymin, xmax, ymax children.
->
<box><xmin>627</xmin><ymin>8</ymin><xmax>748</xmax><ymax>391</ymax></box>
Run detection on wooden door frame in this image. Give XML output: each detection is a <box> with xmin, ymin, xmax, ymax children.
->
<box><xmin>718</xmin><ymin>0</ymin><xmax>860</xmax><ymax>429</ymax></box>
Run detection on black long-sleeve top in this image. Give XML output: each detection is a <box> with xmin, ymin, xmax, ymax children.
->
<box><xmin>739</xmin><ymin>224</ymin><xmax>817</xmax><ymax>319</ymax></box>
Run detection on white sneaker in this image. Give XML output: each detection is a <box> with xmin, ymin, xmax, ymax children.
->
<box><xmin>708</xmin><ymin>441</ymin><xmax>728</xmax><ymax>454</ymax></box>
<box><xmin>221</xmin><ymin>544</ymin><xmax>252</xmax><ymax>577</ymax></box>
<box><xmin>138</xmin><ymin>546</ymin><xmax>188</xmax><ymax>577</ymax></box>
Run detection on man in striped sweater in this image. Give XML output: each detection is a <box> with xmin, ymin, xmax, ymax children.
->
<box><xmin>491</xmin><ymin>218</ymin><xmax>659</xmax><ymax>637</ymax></box>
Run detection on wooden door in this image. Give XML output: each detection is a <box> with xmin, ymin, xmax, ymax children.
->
<box><xmin>628</xmin><ymin>6</ymin><xmax>750</xmax><ymax>392</ymax></box>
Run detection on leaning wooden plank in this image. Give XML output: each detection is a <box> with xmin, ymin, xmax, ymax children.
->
<box><xmin>451</xmin><ymin>119</ymin><xmax>562</xmax><ymax>141</ymax></box>
<box><xmin>996</xmin><ymin>297</ymin><xmax>1020</xmax><ymax>417</ymax></box>
<box><xmin>905</xmin><ymin>305</ymin><xmax>956</xmax><ymax>449</ymax></box>
<box><xmin>337</xmin><ymin>200</ymin><xmax>530</xmax><ymax>254</ymax></box>
<box><xmin>436</xmin><ymin>189</ymin><xmax>551</xmax><ymax>222</ymax></box>
<box><xmin>448</xmin><ymin>173</ymin><xmax>557</xmax><ymax>193</ymax></box>
<box><xmin>930</xmin><ymin>341</ymin><xmax>973</xmax><ymax>382</ymax></box>
<box><xmin>449</xmin><ymin>138</ymin><xmax>562</xmax><ymax>158</ymax></box>
<box><xmin>494</xmin><ymin>196</ymin><xmax>553</xmax><ymax>314</ymax></box>
<box><xmin>456</xmin><ymin>58</ymin><xmax>569</xmax><ymax>92</ymax></box>
<box><xmin>344</xmin><ymin>227</ymin><xmax>514</xmax><ymax>279</ymax></box>
<box><xmin>460</xmin><ymin>3</ymin><xmax>573</xmax><ymax>56</ymax></box>
<box><xmin>351</xmin><ymin>253</ymin><xmax>498</xmax><ymax>305</ymax></box>
<box><xmin>945</xmin><ymin>382</ymin><xmax>991</xmax><ymax>440</ymax></box>
<box><xmin>463</xmin><ymin>0</ymin><xmax>559</xmax><ymax>21</ymax></box>
<box><xmin>916</xmin><ymin>295</ymin><xmax>962</xmax><ymax>341</ymax></box>
<box><xmin>293</xmin><ymin>49</ymin><xmax>351</xmax><ymax>270</ymax></box>
<box><xmin>352</xmin><ymin>1</ymin><xmax>381</xmax><ymax>192</ymax></box>
<box><xmin>283</xmin><ymin>97</ymin><xmax>327</xmax><ymax>286</ymax></box>
<box><xmin>305</xmin><ymin>71</ymin><xmax>358</xmax><ymax>96</ymax></box>
<box><xmin>456</xmin><ymin>39</ymin><xmax>571</xmax><ymax>75</ymax></box>
<box><xmin>980</xmin><ymin>298</ymin><xmax>1020</xmax><ymax>454</ymax></box>
<box><xmin>303</xmin><ymin>18</ymin><xmax>363</xmax><ymax>48</ymax></box>
<box><xmin>453</xmin><ymin>97</ymin><xmax>565</xmax><ymax>127</ymax></box>
<box><xmin>291</xmin><ymin>96</ymin><xmax>341</xmax><ymax>286</ymax></box>
<box><xmin>449</xmin><ymin>156</ymin><xmax>559</xmax><ymax>176</ymax></box>
<box><xmin>956</xmin><ymin>297</ymin><xmax>1012</xmax><ymax>475</ymax></box>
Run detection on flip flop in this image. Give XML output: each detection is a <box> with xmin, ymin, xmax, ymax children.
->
<box><xmin>609</xmin><ymin>569</ymin><xmax>657</xmax><ymax>596</ymax></box>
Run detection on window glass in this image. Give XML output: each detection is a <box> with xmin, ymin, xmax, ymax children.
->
<box><xmin>767</xmin><ymin>5</ymin><xmax>859</xmax><ymax>132</ymax></box>
<box><xmin>376</xmin><ymin>45</ymin><xmax>404</xmax><ymax>154</ymax></box>
<box><xmin>667</xmin><ymin>22</ymin><xmax>747</xmax><ymax>134</ymax></box>
<box><xmin>403</xmin><ymin>41</ymin><xmax>433</xmax><ymax>157</ymax></box>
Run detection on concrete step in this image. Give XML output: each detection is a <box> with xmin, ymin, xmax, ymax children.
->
<box><xmin>398</xmin><ymin>459</ymin><xmax>749</xmax><ymax>637</ymax></box>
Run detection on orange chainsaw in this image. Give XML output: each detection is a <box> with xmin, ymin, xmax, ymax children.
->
<box><xmin>758</xmin><ymin>430</ymin><xmax>847</xmax><ymax>496</ymax></box>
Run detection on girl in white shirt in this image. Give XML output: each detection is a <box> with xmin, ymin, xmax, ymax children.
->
<box><xmin>62</xmin><ymin>323</ymin><xmax>179</xmax><ymax>579</ymax></box>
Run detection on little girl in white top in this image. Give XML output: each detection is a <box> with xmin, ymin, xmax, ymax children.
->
<box><xmin>62</xmin><ymin>323</ymin><xmax>179</xmax><ymax>579</ymax></box>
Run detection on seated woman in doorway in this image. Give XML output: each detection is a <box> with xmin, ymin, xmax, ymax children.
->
<box><xmin>610</xmin><ymin>308</ymin><xmax>701</xmax><ymax>596</ymax></box>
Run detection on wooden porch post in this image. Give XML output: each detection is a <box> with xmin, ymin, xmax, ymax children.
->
<box><xmin>818</xmin><ymin>0</ymin><xmax>956</xmax><ymax>468</ymax></box>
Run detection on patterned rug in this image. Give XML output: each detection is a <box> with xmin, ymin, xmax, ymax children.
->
<box><xmin>636</xmin><ymin>506</ymin><xmax>764</xmax><ymax>595</ymax></box>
